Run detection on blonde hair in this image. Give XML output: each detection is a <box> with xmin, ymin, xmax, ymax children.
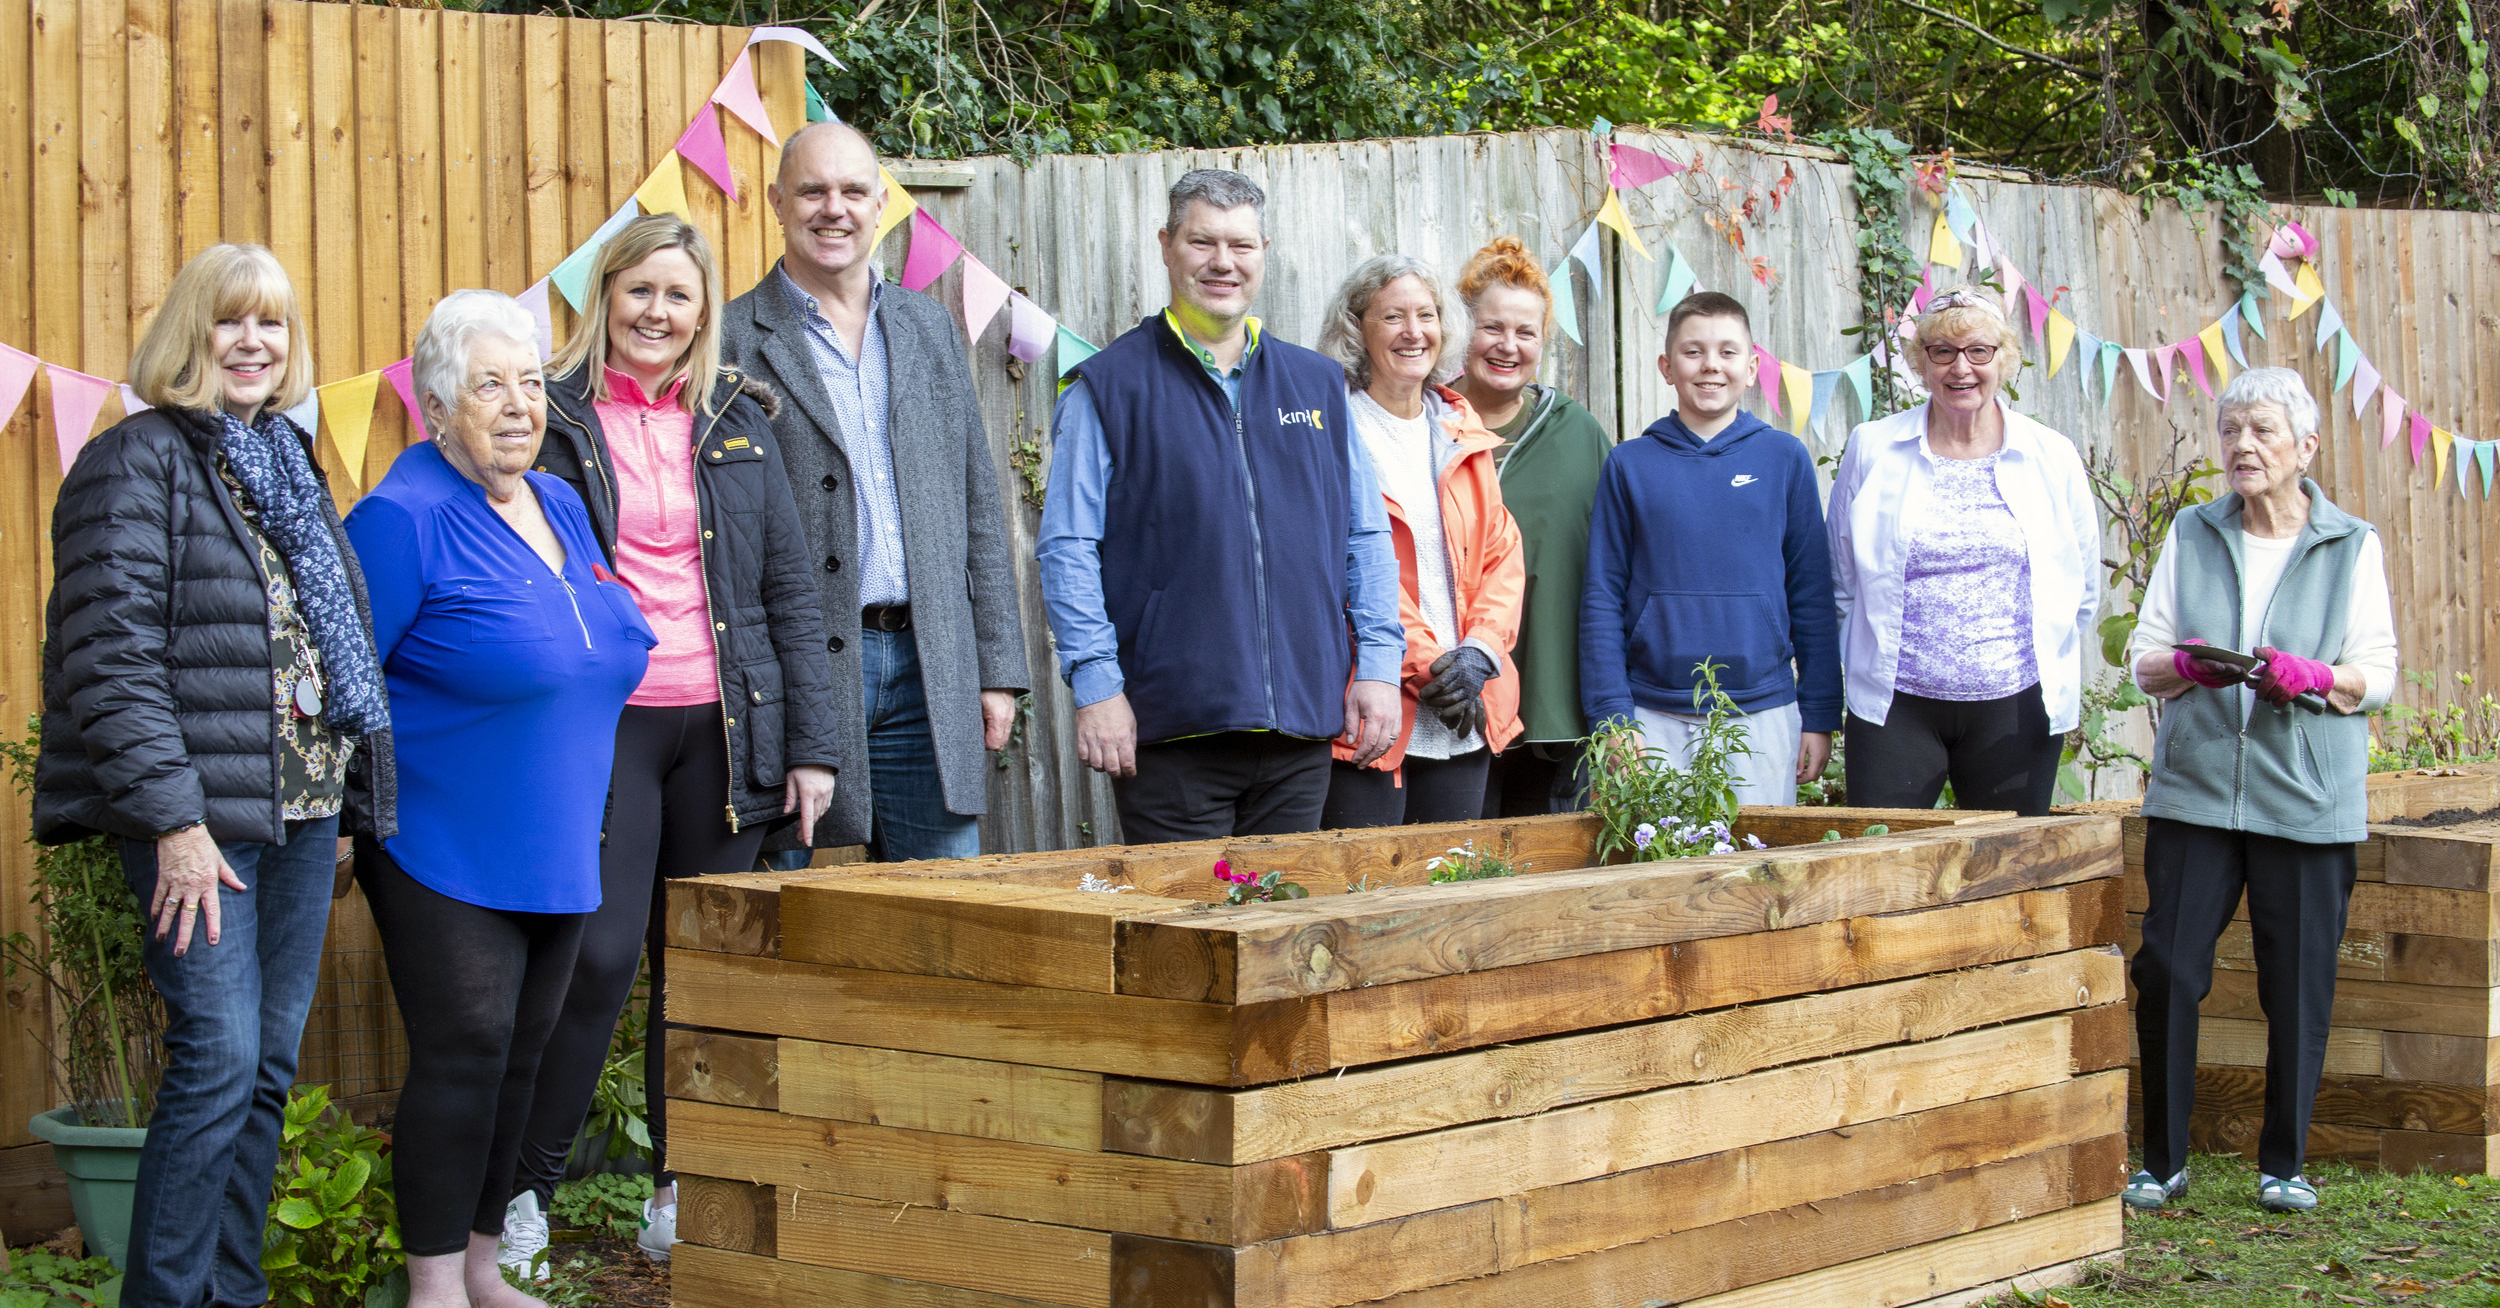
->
<box><xmin>548</xmin><ymin>214</ymin><xmax>726</xmax><ymax>415</ymax></box>
<box><xmin>128</xmin><ymin>244</ymin><xmax>314</xmax><ymax>415</ymax></box>
<box><xmin>1910</xmin><ymin>287</ymin><xmax>2024</xmax><ymax>362</ymax></box>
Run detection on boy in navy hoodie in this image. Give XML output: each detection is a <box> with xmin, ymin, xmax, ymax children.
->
<box><xmin>1579</xmin><ymin>292</ymin><xmax>1842</xmax><ymax>805</ymax></box>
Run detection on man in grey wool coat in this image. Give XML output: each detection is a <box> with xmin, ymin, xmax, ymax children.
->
<box><xmin>720</xmin><ymin>120</ymin><xmax>1028</xmax><ymax>860</ymax></box>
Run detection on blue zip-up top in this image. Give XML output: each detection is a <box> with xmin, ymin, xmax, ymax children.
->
<box><xmin>1038</xmin><ymin>312</ymin><xmax>1402</xmax><ymax>744</ymax></box>
<box><xmin>343</xmin><ymin>442</ymin><xmax>657</xmax><ymax>912</ymax></box>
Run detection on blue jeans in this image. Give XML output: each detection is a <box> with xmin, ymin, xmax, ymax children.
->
<box><xmin>861</xmin><ymin>627</ymin><xmax>980</xmax><ymax>861</ymax></box>
<box><xmin>117</xmin><ymin>815</ymin><xmax>338</xmax><ymax>1308</ymax></box>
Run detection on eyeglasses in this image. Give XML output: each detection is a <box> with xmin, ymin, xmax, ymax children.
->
<box><xmin>464</xmin><ymin>376</ymin><xmax>546</xmax><ymax>404</ymax></box>
<box><xmin>1923</xmin><ymin>343</ymin><xmax>1999</xmax><ymax>366</ymax></box>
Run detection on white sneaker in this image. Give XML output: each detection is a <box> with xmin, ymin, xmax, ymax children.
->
<box><xmin>637</xmin><ymin>1195</ymin><xmax>676</xmax><ymax>1263</ymax></box>
<box><xmin>497</xmin><ymin>1191</ymin><xmax>552</xmax><ymax>1283</ymax></box>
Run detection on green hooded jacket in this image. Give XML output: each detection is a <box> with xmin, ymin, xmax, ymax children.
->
<box><xmin>1492</xmin><ymin>385</ymin><xmax>1615</xmax><ymax>743</ymax></box>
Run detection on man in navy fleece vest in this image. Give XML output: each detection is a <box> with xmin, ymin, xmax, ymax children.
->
<box><xmin>1037</xmin><ymin>169</ymin><xmax>1406</xmax><ymax>842</ymax></box>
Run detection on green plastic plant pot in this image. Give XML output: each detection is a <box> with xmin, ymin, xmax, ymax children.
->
<box><xmin>29</xmin><ymin>1105</ymin><xmax>148</xmax><ymax>1271</ymax></box>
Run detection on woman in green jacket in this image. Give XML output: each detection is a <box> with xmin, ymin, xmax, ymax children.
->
<box><xmin>1451</xmin><ymin>237</ymin><xmax>1614</xmax><ymax>816</ymax></box>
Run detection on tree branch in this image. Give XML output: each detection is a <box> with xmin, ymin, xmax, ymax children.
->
<box><xmin>1893</xmin><ymin>0</ymin><xmax>2096</xmax><ymax>78</ymax></box>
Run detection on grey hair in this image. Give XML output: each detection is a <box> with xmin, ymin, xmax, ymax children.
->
<box><xmin>411</xmin><ymin>289</ymin><xmax>540</xmax><ymax>437</ymax></box>
<box><xmin>1165</xmin><ymin>169</ymin><xmax>1267</xmax><ymax>238</ymax></box>
<box><xmin>1316</xmin><ymin>255</ymin><xmax>1468</xmax><ymax>391</ymax></box>
<box><xmin>2217</xmin><ymin>366</ymin><xmax>2321</xmax><ymax>439</ymax></box>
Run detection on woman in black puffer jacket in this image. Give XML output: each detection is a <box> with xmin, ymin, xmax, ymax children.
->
<box><xmin>35</xmin><ymin>244</ymin><xmax>394</xmax><ymax>1308</ymax></box>
<box><xmin>499</xmin><ymin>215</ymin><xmax>838</xmax><ymax>1268</ymax></box>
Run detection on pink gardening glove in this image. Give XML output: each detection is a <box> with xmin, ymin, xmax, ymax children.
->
<box><xmin>2253</xmin><ymin>646</ymin><xmax>2334</xmax><ymax>706</ymax></box>
<box><xmin>2172</xmin><ymin>638</ymin><xmax>2240</xmax><ymax>690</ymax></box>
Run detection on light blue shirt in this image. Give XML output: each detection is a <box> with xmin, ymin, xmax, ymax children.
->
<box><xmin>779</xmin><ymin>266</ymin><xmax>908</xmax><ymax>606</ymax></box>
<box><xmin>1037</xmin><ymin>322</ymin><xmax>1405</xmax><ymax>710</ymax></box>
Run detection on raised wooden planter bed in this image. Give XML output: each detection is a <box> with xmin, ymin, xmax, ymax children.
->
<box><xmin>661</xmin><ymin>808</ymin><xmax>2129</xmax><ymax>1307</ymax></box>
<box><xmin>2067</xmin><ymin>763</ymin><xmax>2500</xmax><ymax>1175</ymax></box>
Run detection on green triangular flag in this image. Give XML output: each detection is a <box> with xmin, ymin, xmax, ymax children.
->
<box><xmin>1055</xmin><ymin>325</ymin><xmax>1098</xmax><ymax>377</ymax></box>
<box><xmin>2241</xmin><ymin>289</ymin><xmax>2267</xmax><ymax>340</ymax></box>
<box><xmin>1840</xmin><ymin>353</ymin><xmax>1873</xmax><ymax>422</ymax></box>
<box><xmin>1552</xmin><ymin>259</ymin><xmax>1583</xmax><ymax>345</ymax></box>
<box><xmin>2096</xmin><ymin>341</ymin><xmax>2121</xmax><ymax>407</ymax></box>
<box><xmin>804</xmin><ymin>77</ymin><xmax>835</xmax><ymax>124</ymax></box>
<box><xmin>1655</xmin><ymin>245</ymin><xmax>1697</xmax><ymax>316</ymax></box>
<box><xmin>2333</xmin><ymin>329</ymin><xmax>2359</xmax><ymax>393</ymax></box>
<box><xmin>2479</xmin><ymin>441</ymin><xmax>2496</xmax><ymax>498</ymax></box>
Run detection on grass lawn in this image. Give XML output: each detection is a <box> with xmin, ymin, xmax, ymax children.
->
<box><xmin>1979</xmin><ymin>1153</ymin><xmax>2500</xmax><ymax>1308</ymax></box>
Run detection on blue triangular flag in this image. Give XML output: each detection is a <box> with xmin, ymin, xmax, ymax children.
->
<box><xmin>2315</xmin><ymin>299</ymin><xmax>2343</xmax><ymax>353</ymax></box>
<box><xmin>1551</xmin><ymin>259</ymin><xmax>1582</xmax><ymax>345</ymax></box>
<box><xmin>1944</xmin><ymin>190</ymin><xmax>1980</xmax><ymax>245</ymax></box>
<box><xmin>2480</xmin><ymin>441</ymin><xmax>2497</xmax><ymax>498</ymax></box>
<box><xmin>1808</xmin><ymin>369</ymin><xmax>1843</xmax><ymax>432</ymax></box>
<box><xmin>1569</xmin><ymin>224</ymin><xmax>1605</xmax><ymax>305</ymax></box>
<box><xmin>2220</xmin><ymin>310</ymin><xmax>2249</xmax><ymax>369</ymax></box>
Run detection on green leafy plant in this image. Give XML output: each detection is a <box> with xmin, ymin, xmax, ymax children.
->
<box><xmin>2085</xmin><ymin>432</ymin><xmax>2222</xmax><ymax>671</ymax></box>
<box><xmin>1824</xmin><ymin>126</ymin><xmax>1916</xmax><ymax>416</ymax></box>
<box><xmin>550</xmin><ymin>1173</ymin><xmax>654</xmax><ymax>1242</ymax></box>
<box><xmin>1212</xmin><ymin>859</ymin><xmax>1307</xmax><ymax>904</ymax></box>
<box><xmin>0</xmin><ymin>1249</ymin><xmax>121</xmax><ymax>1308</ymax></box>
<box><xmin>1423</xmin><ymin>839</ymin><xmax>1527</xmax><ymax>883</ymax></box>
<box><xmin>1343</xmin><ymin>873</ymin><xmax>1389</xmax><ymax>893</ymax></box>
<box><xmin>2370</xmin><ymin>669</ymin><xmax>2500</xmax><ymax>770</ymax></box>
<box><xmin>1</xmin><ymin>723</ymin><xmax>164</xmax><ymax>1130</ymax></box>
<box><xmin>260</xmin><ymin>1085</ymin><xmax>406</xmax><ymax>1308</ymax></box>
<box><xmin>574</xmin><ymin>963</ymin><xmax>651</xmax><ymax>1170</ymax></box>
<box><xmin>1582</xmin><ymin>662</ymin><xmax>1762</xmax><ymax>864</ymax></box>
<box><xmin>2060</xmin><ymin>677</ymin><xmax>2154</xmax><ymax>801</ymax></box>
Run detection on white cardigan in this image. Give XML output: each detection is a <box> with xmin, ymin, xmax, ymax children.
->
<box><xmin>1827</xmin><ymin>400</ymin><xmax>2103</xmax><ymax>733</ymax></box>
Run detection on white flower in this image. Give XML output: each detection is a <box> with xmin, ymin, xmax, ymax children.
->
<box><xmin>1077</xmin><ymin>873</ymin><xmax>1135</xmax><ymax>893</ymax></box>
<box><xmin>1709</xmin><ymin>840</ymin><xmax>1735</xmax><ymax>854</ymax></box>
<box><xmin>1744</xmin><ymin>833</ymin><xmax>1767</xmax><ymax>850</ymax></box>
<box><xmin>1633</xmin><ymin>823</ymin><xmax>1657</xmax><ymax>850</ymax></box>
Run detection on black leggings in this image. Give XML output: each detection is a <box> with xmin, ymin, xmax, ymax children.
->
<box><xmin>513</xmin><ymin>704</ymin><xmax>766</xmax><ymax>1205</ymax></box>
<box><xmin>359</xmin><ymin>843</ymin><xmax>585</xmax><ymax>1257</ymax></box>
<box><xmin>1322</xmin><ymin>750</ymin><xmax>1493</xmax><ymax>829</ymax></box>
<box><xmin>1843</xmin><ymin>684</ymin><xmax>2063</xmax><ymax>816</ymax></box>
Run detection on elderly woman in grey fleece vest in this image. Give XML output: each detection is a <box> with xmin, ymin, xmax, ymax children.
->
<box><xmin>2122</xmin><ymin>366</ymin><xmax>2399</xmax><ymax>1216</ymax></box>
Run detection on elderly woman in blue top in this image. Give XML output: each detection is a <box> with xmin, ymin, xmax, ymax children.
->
<box><xmin>343</xmin><ymin>290</ymin><xmax>655</xmax><ymax>1308</ymax></box>
<box><xmin>2123</xmin><ymin>366</ymin><xmax>2398</xmax><ymax>1217</ymax></box>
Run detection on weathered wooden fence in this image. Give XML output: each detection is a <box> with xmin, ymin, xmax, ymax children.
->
<box><xmin>6</xmin><ymin>0</ymin><xmax>2499</xmax><ymax>1196</ymax></box>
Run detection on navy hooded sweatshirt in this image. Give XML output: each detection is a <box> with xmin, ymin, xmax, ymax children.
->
<box><xmin>1579</xmin><ymin>409</ymin><xmax>1842</xmax><ymax>731</ymax></box>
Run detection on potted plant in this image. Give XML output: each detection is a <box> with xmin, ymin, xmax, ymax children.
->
<box><xmin>3</xmin><ymin>727</ymin><xmax>165</xmax><ymax>1270</ymax></box>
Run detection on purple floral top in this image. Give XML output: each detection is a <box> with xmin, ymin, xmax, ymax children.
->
<box><xmin>1894</xmin><ymin>451</ymin><xmax>2038</xmax><ymax>701</ymax></box>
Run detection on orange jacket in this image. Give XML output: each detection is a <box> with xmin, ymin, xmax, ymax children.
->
<box><xmin>1336</xmin><ymin>385</ymin><xmax>1527</xmax><ymax>772</ymax></box>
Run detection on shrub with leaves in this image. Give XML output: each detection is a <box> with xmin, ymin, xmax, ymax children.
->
<box><xmin>1424</xmin><ymin>839</ymin><xmax>1527</xmax><ymax>883</ymax></box>
<box><xmin>0</xmin><ymin>1249</ymin><xmax>120</xmax><ymax>1308</ymax></box>
<box><xmin>1212</xmin><ymin>860</ymin><xmax>1307</xmax><ymax>904</ymax></box>
<box><xmin>1582</xmin><ymin>662</ymin><xmax>1757</xmax><ymax>864</ymax></box>
<box><xmin>260</xmin><ymin>1085</ymin><xmax>405</xmax><ymax>1308</ymax></box>
<box><xmin>550</xmin><ymin>1173</ymin><xmax>654</xmax><ymax>1242</ymax></box>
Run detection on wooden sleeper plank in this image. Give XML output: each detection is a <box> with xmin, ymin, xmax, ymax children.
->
<box><xmin>780</xmin><ymin>1041</ymin><xmax>1106</xmax><ymax>1150</ymax></box>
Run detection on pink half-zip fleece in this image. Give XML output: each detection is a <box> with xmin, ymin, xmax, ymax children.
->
<box><xmin>597</xmin><ymin>367</ymin><xmax>718</xmax><ymax>707</ymax></box>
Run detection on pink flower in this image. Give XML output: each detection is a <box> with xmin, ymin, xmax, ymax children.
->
<box><xmin>1213</xmin><ymin>859</ymin><xmax>1248</xmax><ymax>885</ymax></box>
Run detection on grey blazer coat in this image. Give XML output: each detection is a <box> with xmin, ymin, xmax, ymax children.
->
<box><xmin>721</xmin><ymin>265</ymin><xmax>1030</xmax><ymax>848</ymax></box>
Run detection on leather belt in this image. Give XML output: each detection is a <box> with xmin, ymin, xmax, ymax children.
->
<box><xmin>862</xmin><ymin>604</ymin><xmax>912</xmax><ymax>632</ymax></box>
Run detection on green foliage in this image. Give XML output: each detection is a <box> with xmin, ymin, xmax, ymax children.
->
<box><xmin>1824</xmin><ymin>127</ymin><xmax>1916</xmax><ymax>416</ymax></box>
<box><xmin>578</xmin><ymin>963</ymin><xmax>651</xmax><ymax>1167</ymax></box>
<box><xmin>550</xmin><ymin>1173</ymin><xmax>655</xmax><ymax>1242</ymax></box>
<box><xmin>1582</xmin><ymin>662</ymin><xmax>1757</xmax><ymax>865</ymax></box>
<box><xmin>1342</xmin><ymin>873</ymin><xmax>1389</xmax><ymax>893</ymax></box>
<box><xmin>1466</xmin><ymin>1</ymin><xmax>1849</xmax><ymax>132</ymax></box>
<box><xmin>2084</xmin><ymin>437</ymin><xmax>2222</xmax><ymax>672</ymax></box>
<box><xmin>1</xmin><ymin>723</ymin><xmax>163</xmax><ymax>1130</ymax></box>
<box><xmin>1213</xmin><ymin>859</ymin><xmax>1308</xmax><ymax>904</ymax></box>
<box><xmin>2060</xmin><ymin>677</ymin><xmax>2154</xmax><ymax>801</ymax></box>
<box><xmin>505</xmin><ymin>1256</ymin><xmax>607</xmax><ymax>1308</ymax></box>
<box><xmin>2370</xmin><ymin>669</ymin><xmax>2500</xmax><ymax>770</ymax></box>
<box><xmin>259</xmin><ymin>1086</ymin><xmax>406</xmax><ymax>1308</ymax></box>
<box><xmin>1423</xmin><ymin>839</ymin><xmax>1526</xmax><ymax>883</ymax></box>
<box><xmin>0</xmin><ymin>1250</ymin><xmax>120</xmax><ymax>1308</ymax></box>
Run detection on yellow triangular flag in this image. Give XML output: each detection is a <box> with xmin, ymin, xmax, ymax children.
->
<box><xmin>632</xmin><ymin>153</ymin><xmax>693</xmax><ymax>221</ymax></box>
<box><xmin>2045</xmin><ymin>310</ymin><xmax>2077</xmax><ymax>378</ymax></box>
<box><xmin>1781</xmin><ymin>362</ymin><xmax>1813</xmax><ymax>437</ymax></box>
<box><xmin>1592</xmin><ymin>189</ymin><xmax>1650</xmax><ymax>261</ymax></box>
<box><xmin>317</xmin><ymin>370</ymin><xmax>383</xmax><ymax>489</ymax></box>
<box><xmin>2433</xmin><ymin>427</ymin><xmax>2454</xmax><ymax>487</ymax></box>
<box><xmin>1928</xmin><ymin>210</ymin><xmax>1963</xmax><ymax>269</ymax></box>
<box><xmin>2197</xmin><ymin>320</ymin><xmax>2233</xmax><ymax>390</ymax></box>
<box><xmin>2286</xmin><ymin>260</ymin><xmax>2324</xmax><ymax>319</ymax></box>
<box><xmin>872</xmin><ymin>166</ymin><xmax>917</xmax><ymax>251</ymax></box>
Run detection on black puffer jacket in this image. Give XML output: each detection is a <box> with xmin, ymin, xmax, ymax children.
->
<box><xmin>35</xmin><ymin>406</ymin><xmax>398</xmax><ymax>846</ymax></box>
<box><xmin>537</xmin><ymin>366</ymin><xmax>840</xmax><ymax>831</ymax></box>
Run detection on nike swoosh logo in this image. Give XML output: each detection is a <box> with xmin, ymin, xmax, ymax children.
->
<box><xmin>1730</xmin><ymin>475</ymin><xmax>1758</xmax><ymax>487</ymax></box>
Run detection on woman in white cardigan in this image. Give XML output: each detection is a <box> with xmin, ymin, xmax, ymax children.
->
<box><xmin>1826</xmin><ymin>288</ymin><xmax>2101</xmax><ymax>815</ymax></box>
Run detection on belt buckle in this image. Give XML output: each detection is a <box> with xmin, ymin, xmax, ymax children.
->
<box><xmin>868</xmin><ymin>605</ymin><xmax>908</xmax><ymax>632</ymax></box>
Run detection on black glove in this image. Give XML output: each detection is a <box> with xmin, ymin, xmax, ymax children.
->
<box><xmin>1421</xmin><ymin>647</ymin><xmax>1496</xmax><ymax>736</ymax></box>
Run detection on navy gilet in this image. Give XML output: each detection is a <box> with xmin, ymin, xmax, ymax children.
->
<box><xmin>1069</xmin><ymin>315</ymin><xmax>1355</xmax><ymax>744</ymax></box>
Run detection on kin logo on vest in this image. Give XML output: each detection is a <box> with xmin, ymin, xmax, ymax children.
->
<box><xmin>1278</xmin><ymin>407</ymin><xmax>1325</xmax><ymax>428</ymax></box>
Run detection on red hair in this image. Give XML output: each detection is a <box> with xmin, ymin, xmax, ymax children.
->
<box><xmin>1457</xmin><ymin>236</ymin><xmax>1552</xmax><ymax>329</ymax></box>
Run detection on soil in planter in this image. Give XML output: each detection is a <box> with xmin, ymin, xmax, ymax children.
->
<box><xmin>2382</xmin><ymin>803</ymin><xmax>2500</xmax><ymax>828</ymax></box>
<box><xmin>532</xmin><ymin>1233</ymin><xmax>669</xmax><ymax>1307</ymax></box>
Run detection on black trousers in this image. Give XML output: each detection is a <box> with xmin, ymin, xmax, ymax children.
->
<box><xmin>359</xmin><ymin>843</ymin><xmax>585</xmax><ymax>1256</ymax></box>
<box><xmin>514</xmin><ymin>704</ymin><xmax>766</xmax><ymax>1204</ymax></box>
<box><xmin>2131</xmin><ymin>816</ymin><xmax>2357</xmax><ymax>1180</ymax></box>
<box><xmin>1481</xmin><ymin>742</ymin><xmax>1586</xmax><ymax>818</ymax></box>
<box><xmin>1844</xmin><ymin>684</ymin><xmax>2063</xmax><ymax>816</ymax></box>
<box><xmin>1322</xmin><ymin>750</ymin><xmax>1492</xmax><ymax>829</ymax></box>
<box><xmin>1111</xmin><ymin>732</ymin><xmax>1333</xmax><ymax>843</ymax></box>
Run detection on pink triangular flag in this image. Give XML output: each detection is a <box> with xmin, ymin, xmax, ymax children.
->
<box><xmin>1607</xmin><ymin>142</ymin><xmax>1685</xmax><ymax>190</ymax></box>
<box><xmin>2024</xmin><ymin>285</ymin><xmax>2052</xmax><ymax>344</ymax></box>
<box><xmin>518</xmin><ymin>279</ymin><xmax>556</xmax><ymax>360</ymax></box>
<box><xmin>2380</xmin><ymin>387</ymin><xmax>2406</xmax><ymax>449</ymax></box>
<box><xmin>710</xmin><ymin>50</ymin><xmax>775</xmax><ymax>143</ymax></box>
<box><xmin>2147</xmin><ymin>344</ymin><xmax>2177</xmax><ymax>402</ymax></box>
<box><xmin>2409</xmin><ymin>410</ymin><xmax>2433</xmax><ymax>465</ymax></box>
<box><xmin>1006</xmin><ymin>293</ymin><xmax>1054</xmax><ymax>363</ymax></box>
<box><xmin>1995</xmin><ymin>259</ymin><xmax>2027</xmax><ymax>322</ymax></box>
<box><xmin>1908</xmin><ymin>266</ymin><xmax>1936</xmax><ymax>316</ymax></box>
<box><xmin>1753</xmin><ymin>344</ymin><xmax>1783</xmax><ymax>419</ymax></box>
<box><xmin>0</xmin><ymin>343</ymin><xmax>38</xmax><ymax>430</ymax></box>
<box><xmin>674</xmin><ymin>106</ymin><xmax>738</xmax><ymax>199</ymax></box>
<box><xmin>960</xmin><ymin>256</ymin><xmax>1011</xmax><ymax>343</ymax></box>
<box><xmin>382</xmin><ymin>357</ymin><xmax>422</xmax><ymax>426</ymax></box>
<box><xmin>118</xmin><ymin>383</ymin><xmax>152</xmax><ymax>418</ymax></box>
<box><xmin>44</xmin><ymin>363</ymin><xmax>114</xmax><ymax>469</ymax></box>
<box><xmin>2180</xmin><ymin>335</ymin><xmax>2213</xmax><ymax>399</ymax></box>
<box><xmin>899</xmin><ymin>208</ymin><xmax>965</xmax><ymax>292</ymax></box>
<box><xmin>2351</xmin><ymin>356</ymin><xmax>2381</xmax><ymax>418</ymax></box>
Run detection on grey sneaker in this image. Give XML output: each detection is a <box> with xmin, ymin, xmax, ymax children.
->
<box><xmin>637</xmin><ymin>1194</ymin><xmax>676</xmax><ymax>1263</ymax></box>
<box><xmin>2121</xmin><ymin>1168</ymin><xmax>2188</xmax><ymax>1211</ymax></box>
<box><xmin>2258</xmin><ymin>1174</ymin><xmax>2318</xmax><ymax>1212</ymax></box>
<box><xmin>496</xmin><ymin>1191</ymin><xmax>551</xmax><ymax>1283</ymax></box>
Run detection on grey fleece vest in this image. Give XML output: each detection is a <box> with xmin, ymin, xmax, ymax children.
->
<box><xmin>2140</xmin><ymin>481</ymin><xmax>2373</xmax><ymax>843</ymax></box>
